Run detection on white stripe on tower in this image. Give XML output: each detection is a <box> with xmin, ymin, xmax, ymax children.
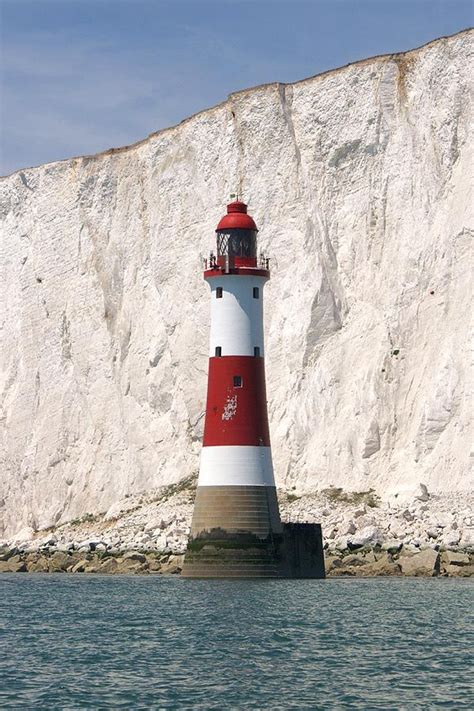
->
<box><xmin>208</xmin><ymin>275</ymin><xmax>267</xmax><ymax>357</ymax></box>
<box><xmin>198</xmin><ymin>446</ymin><xmax>274</xmax><ymax>487</ymax></box>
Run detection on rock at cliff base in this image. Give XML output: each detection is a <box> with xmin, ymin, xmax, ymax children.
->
<box><xmin>399</xmin><ymin>548</ymin><xmax>440</xmax><ymax>576</ymax></box>
<box><xmin>122</xmin><ymin>551</ymin><xmax>146</xmax><ymax>563</ymax></box>
<box><xmin>441</xmin><ymin>550</ymin><xmax>470</xmax><ymax>566</ymax></box>
<box><xmin>71</xmin><ymin>559</ymin><xmax>89</xmax><ymax>573</ymax></box>
<box><xmin>27</xmin><ymin>557</ymin><xmax>49</xmax><ymax>573</ymax></box>
<box><xmin>100</xmin><ymin>557</ymin><xmax>119</xmax><ymax>574</ymax></box>
<box><xmin>160</xmin><ymin>555</ymin><xmax>184</xmax><ymax>574</ymax></box>
<box><xmin>48</xmin><ymin>551</ymin><xmax>71</xmax><ymax>572</ymax></box>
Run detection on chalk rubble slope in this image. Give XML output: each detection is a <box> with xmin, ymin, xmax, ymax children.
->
<box><xmin>1</xmin><ymin>31</ymin><xmax>472</xmax><ymax>538</ymax></box>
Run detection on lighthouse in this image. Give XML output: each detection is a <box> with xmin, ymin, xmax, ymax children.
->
<box><xmin>182</xmin><ymin>199</ymin><xmax>325</xmax><ymax>578</ymax></box>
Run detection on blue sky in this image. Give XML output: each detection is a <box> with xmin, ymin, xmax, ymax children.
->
<box><xmin>1</xmin><ymin>0</ymin><xmax>472</xmax><ymax>175</ymax></box>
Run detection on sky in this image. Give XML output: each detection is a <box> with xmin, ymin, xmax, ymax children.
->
<box><xmin>0</xmin><ymin>0</ymin><xmax>472</xmax><ymax>175</ymax></box>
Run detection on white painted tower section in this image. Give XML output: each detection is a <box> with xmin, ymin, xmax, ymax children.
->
<box><xmin>206</xmin><ymin>275</ymin><xmax>268</xmax><ymax>357</ymax></box>
<box><xmin>198</xmin><ymin>446</ymin><xmax>274</xmax><ymax>486</ymax></box>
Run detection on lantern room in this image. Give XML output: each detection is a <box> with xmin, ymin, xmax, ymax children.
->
<box><xmin>215</xmin><ymin>200</ymin><xmax>258</xmax><ymax>269</ymax></box>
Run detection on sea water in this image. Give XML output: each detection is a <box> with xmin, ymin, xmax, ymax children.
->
<box><xmin>0</xmin><ymin>576</ymin><xmax>472</xmax><ymax>709</ymax></box>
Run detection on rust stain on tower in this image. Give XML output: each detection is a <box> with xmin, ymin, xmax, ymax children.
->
<box><xmin>182</xmin><ymin>199</ymin><xmax>324</xmax><ymax>578</ymax></box>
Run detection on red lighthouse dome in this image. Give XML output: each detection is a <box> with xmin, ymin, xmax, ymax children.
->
<box><xmin>216</xmin><ymin>200</ymin><xmax>258</xmax><ymax>231</ymax></box>
<box><xmin>211</xmin><ymin>199</ymin><xmax>261</xmax><ymax>271</ymax></box>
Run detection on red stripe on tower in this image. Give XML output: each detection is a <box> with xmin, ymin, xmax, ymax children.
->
<box><xmin>203</xmin><ymin>356</ymin><xmax>270</xmax><ymax>447</ymax></box>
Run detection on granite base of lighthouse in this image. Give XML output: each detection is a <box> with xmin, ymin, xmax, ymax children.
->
<box><xmin>182</xmin><ymin>486</ymin><xmax>325</xmax><ymax>579</ymax></box>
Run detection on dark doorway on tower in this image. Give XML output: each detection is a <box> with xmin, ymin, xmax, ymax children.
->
<box><xmin>233</xmin><ymin>375</ymin><xmax>242</xmax><ymax>388</ymax></box>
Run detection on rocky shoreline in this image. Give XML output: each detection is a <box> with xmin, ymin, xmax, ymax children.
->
<box><xmin>0</xmin><ymin>544</ymin><xmax>472</xmax><ymax>577</ymax></box>
<box><xmin>2</xmin><ymin>481</ymin><xmax>473</xmax><ymax>578</ymax></box>
<box><xmin>0</xmin><ymin>548</ymin><xmax>184</xmax><ymax>575</ymax></box>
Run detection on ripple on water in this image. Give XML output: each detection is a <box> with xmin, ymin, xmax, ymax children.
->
<box><xmin>0</xmin><ymin>576</ymin><xmax>472</xmax><ymax>709</ymax></box>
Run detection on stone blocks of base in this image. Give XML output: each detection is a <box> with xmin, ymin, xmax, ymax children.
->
<box><xmin>182</xmin><ymin>522</ymin><xmax>325</xmax><ymax>579</ymax></box>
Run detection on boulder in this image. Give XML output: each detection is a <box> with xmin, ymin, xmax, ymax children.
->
<box><xmin>381</xmin><ymin>540</ymin><xmax>402</xmax><ymax>553</ymax></box>
<box><xmin>116</xmin><ymin>558</ymin><xmax>144</xmax><ymax>574</ymax></box>
<box><xmin>389</xmin><ymin>522</ymin><xmax>405</xmax><ymax>538</ymax></box>
<box><xmin>347</xmin><ymin>526</ymin><xmax>382</xmax><ymax>549</ymax></box>
<box><xmin>440</xmin><ymin>530</ymin><xmax>461</xmax><ymax>547</ymax></box>
<box><xmin>442</xmin><ymin>564</ymin><xmax>463</xmax><ymax>576</ymax></box>
<box><xmin>341</xmin><ymin>520</ymin><xmax>356</xmax><ymax>536</ymax></box>
<box><xmin>327</xmin><ymin>565</ymin><xmax>356</xmax><ymax>577</ymax></box>
<box><xmin>331</xmin><ymin>551</ymin><xmax>400</xmax><ymax>577</ymax></box>
<box><xmin>160</xmin><ymin>555</ymin><xmax>184</xmax><ymax>575</ymax></box>
<box><xmin>399</xmin><ymin>544</ymin><xmax>420</xmax><ymax>555</ymax></box>
<box><xmin>441</xmin><ymin>550</ymin><xmax>470</xmax><ymax>566</ymax></box>
<box><xmin>83</xmin><ymin>562</ymin><xmax>101</xmax><ymax>573</ymax></box>
<box><xmin>399</xmin><ymin>548</ymin><xmax>439</xmax><ymax>576</ymax></box>
<box><xmin>341</xmin><ymin>554</ymin><xmax>367</xmax><ymax>567</ymax></box>
<box><xmin>55</xmin><ymin>542</ymin><xmax>73</xmax><ymax>553</ymax></box>
<box><xmin>122</xmin><ymin>551</ymin><xmax>146</xmax><ymax>563</ymax></box>
<box><xmin>455</xmin><ymin>565</ymin><xmax>474</xmax><ymax>577</ymax></box>
<box><xmin>334</xmin><ymin>537</ymin><xmax>349</xmax><ymax>551</ymax></box>
<box><xmin>77</xmin><ymin>539</ymin><xmax>103</xmax><ymax>552</ymax></box>
<box><xmin>324</xmin><ymin>556</ymin><xmax>340</xmax><ymax>573</ymax></box>
<box><xmin>27</xmin><ymin>557</ymin><xmax>49</xmax><ymax>572</ymax></box>
<box><xmin>100</xmin><ymin>558</ymin><xmax>119</xmax><ymax>574</ymax></box>
<box><xmin>365</xmin><ymin>556</ymin><xmax>401</xmax><ymax>576</ymax></box>
<box><xmin>147</xmin><ymin>559</ymin><xmax>162</xmax><ymax>572</ymax></box>
<box><xmin>71</xmin><ymin>559</ymin><xmax>89</xmax><ymax>573</ymax></box>
<box><xmin>360</xmin><ymin>558</ymin><xmax>400</xmax><ymax>577</ymax></box>
<box><xmin>5</xmin><ymin>556</ymin><xmax>27</xmax><ymax>572</ymax></box>
<box><xmin>459</xmin><ymin>530</ymin><xmax>474</xmax><ymax>549</ymax></box>
<box><xmin>48</xmin><ymin>551</ymin><xmax>71</xmax><ymax>572</ymax></box>
<box><xmin>355</xmin><ymin>515</ymin><xmax>377</xmax><ymax>528</ymax></box>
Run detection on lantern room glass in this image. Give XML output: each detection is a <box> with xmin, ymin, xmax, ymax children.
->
<box><xmin>216</xmin><ymin>229</ymin><xmax>257</xmax><ymax>258</ymax></box>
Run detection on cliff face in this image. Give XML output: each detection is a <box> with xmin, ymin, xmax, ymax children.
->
<box><xmin>1</xmin><ymin>31</ymin><xmax>472</xmax><ymax>538</ymax></box>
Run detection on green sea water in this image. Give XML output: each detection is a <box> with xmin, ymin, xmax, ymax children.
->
<box><xmin>0</xmin><ymin>576</ymin><xmax>472</xmax><ymax>709</ymax></box>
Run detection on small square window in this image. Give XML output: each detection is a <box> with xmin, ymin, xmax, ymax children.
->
<box><xmin>254</xmin><ymin>346</ymin><xmax>260</xmax><ymax>357</ymax></box>
<box><xmin>216</xmin><ymin>287</ymin><xmax>223</xmax><ymax>299</ymax></box>
<box><xmin>215</xmin><ymin>346</ymin><xmax>222</xmax><ymax>357</ymax></box>
<box><xmin>233</xmin><ymin>375</ymin><xmax>242</xmax><ymax>388</ymax></box>
<box><xmin>253</xmin><ymin>287</ymin><xmax>259</xmax><ymax>299</ymax></box>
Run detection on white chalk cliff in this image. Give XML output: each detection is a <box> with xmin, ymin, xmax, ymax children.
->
<box><xmin>1</xmin><ymin>31</ymin><xmax>472</xmax><ymax>538</ymax></box>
